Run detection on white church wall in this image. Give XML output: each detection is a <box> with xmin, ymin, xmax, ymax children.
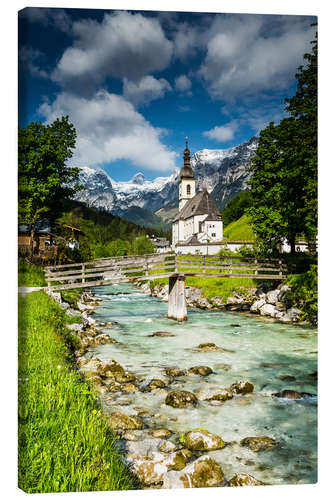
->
<box><xmin>179</xmin><ymin>178</ymin><xmax>196</xmax><ymax>211</ymax></box>
<box><xmin>175</xmin><ymin>244</ymin><xmax>224</xmax><ymax>255</ymax></box>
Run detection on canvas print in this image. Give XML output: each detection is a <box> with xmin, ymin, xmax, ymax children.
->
<box><xmin>18</xmin><ymin>6</ymin><xmax>318</xmax><ymax>493</ymax></box>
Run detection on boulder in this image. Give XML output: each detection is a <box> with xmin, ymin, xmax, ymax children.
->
<box><xmin>59</xmin><ymin>301</ymin><xmax>70</xmax><ymax>310</ymax></box>
<box><xmin>240</xmin><ymin>436</ymin><xmax>277</xmax><ymax>452</ymax></box>
<box><xmin>122</xmin><ymin>383</ymin><xmax>139</xmax><ymax>392</ymax></box>
<box><xmin>231</xmin><ymin>381</ymin><xmax>254</xmax><ymax>395</ymax></box>
<box><xmin>109</xmin><ymin>411</ymin><xmax>144</xmax><ymax>431</ymax></box>
<box><xmin>229</xmin><ymin>473</ymin><xmax>264</xmax><ymax>486</ymax></box>
<box><xmin>77</xmin><ymin>301</ymin><xmax>94</xmax><ymax>312</ymax></box>
<box><xmin>114</xmin><ymin>372</ymin><xmax>136</xmax><ymax>383</ymax></box>
<box><xmin>97</xmin><ymin>360</ymin><xmax>125</xmax><ymax>378</ymax></box>
<box><xmin>210</xmin><ymin>296</ymin><xmax>224</xmax><ymax>307</ymax></box>
<box><xmin>132</xmin><ymin>457</ymin><xmax>167</xmax><ymax>485</ymax></box>
<box><xmin>66</xmin><ymin>308</ymin><xmax>79</xmax><ymax>317</ymax></box>
<box><xmin>165</xmin><ymin>391</ymin><xmax>197</xmax><ymax>408</ymax></box>
<box><xmin>280</xmin><ymin>308</ymin><xmax>301</xmax><ymax>323</ymax></box>
<box><xmin>183</xmin><ymin>429</ymin><xmax>226</xmax><ymax>451</ymax></box>
<box><xmin>196</xmin><ymin>388</ymin><xmax>233</xmax><ymax>402</ymax></box>
<box><xmin>163</xmin><ymin>455</ymin><xmax>224</xmax><ymax>488</ymax></box>
<box><xmin>260</xmin><ymin>303</ymin><xmax>277</xmax><ymax>316</ymax></box>
<box><xmin>149</xmin><ymin>428</ymin><xmax>172</xmax><ymax>439</ymax></box>
<box><xmin>266</xmin><ymin>289</ymin><xmax>280</xmax><ymax>305</ymax></box>
<box><xmin>66</xmin><ymin>323</ymin><xmax>83</xmax><ymax>332</ymax></box>
<box><xmin>250</xmin><ymin>299</ymin><xmax>266</xmax><ymax>313</ymax></box>
<box><xmin>195</xmin><ymin>343</ymin><xmax>228</xmax><ymax>352</ymax></box>
<box><xmin>188</xmin><ymin>366</ymin><xmax>213</xmax><ymax>376</ymax></box>
<box><xmin>165</xmin><ymin>368</ymin><xmax>187</xmax><ymax>377</ymax></box>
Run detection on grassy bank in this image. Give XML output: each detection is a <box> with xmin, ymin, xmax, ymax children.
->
<box><xmin>18</xmin><ymin>291</ymin><xmax>136</xmax><ymax>493</ymax></box>
<box><xmin>150</xmin><ymin>276</ymin><xmax>259</xmax><ymax>302</ymax></box>
<box><xmin>18</xmin><ymin>261</ymin><xmax>46</xmax><ymax>287</ymax></box>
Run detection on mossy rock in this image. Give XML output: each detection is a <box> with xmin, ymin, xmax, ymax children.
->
<box><xmin>229</xmin><ymin>473</ymin><xmax>264</xmax><ymax>486</ymax></box>
<box><xmin>165</xmin><ymin>367</ymin><xmax>187</xmax><ymax>377</ymax></box>
<box><xmin>109</xmin><ymin>411</ymin><xmax>144</xmax><ymax>430</ymax></box>
<box><xmin>149</xmin><ymin>428</ymin><xmax>172</xmax><ymax>439</ymax></box>
<box><xmin>231</xmin><ymin>380</ymin><xmax>254</xmax><ymax>394</ymax></box>
<box><xmin>188</xmin><ymin>366</ymin><xmax>213</xmax><ymax>376</ymax></box>
<box><xmin>165</xmin><ymin>390</ymin><xmax>197</xmax><ymax>408</ymax></box>
<box><xmin>184</xmin><ymin>429</ymin><xmax>226</xmax><ymax>451</ymax></box>
<box><xmin>97</xmin><ymin>360</ymin><xmax>125</xmax><ymax>377</ymax></box>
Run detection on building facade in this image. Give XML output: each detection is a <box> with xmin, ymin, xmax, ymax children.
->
<box><xmin>172</xmin><ymin>140</ymin><xmax>224</xmax><ymax>255</ymax></box>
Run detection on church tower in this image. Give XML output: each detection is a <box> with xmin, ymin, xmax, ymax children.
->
<box><xmin>179</xmin><ymin>137</ymin><xmax>196</xmax><ymax>211</ymax></box>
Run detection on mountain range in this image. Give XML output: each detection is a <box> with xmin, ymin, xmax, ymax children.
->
<box><xmin>73</xmin><ymin>136</ymin><xmax>258</xmax><ymax>229</ymax></box>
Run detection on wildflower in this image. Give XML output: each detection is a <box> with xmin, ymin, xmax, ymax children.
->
<box><xmin>57</xmin><ymin>365</ymin><xmax>61</xmax><ymax>369</ymax></box>
<box><xmin>92</xmin><ymin>409</ymin><xmax>97</xmax><ymax>415</ymax></box>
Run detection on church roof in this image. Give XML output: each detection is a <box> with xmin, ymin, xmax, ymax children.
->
<box><xmin>173</xmin><ymin>189</ymin><xmax>222</xmax><ymax>222</ymax></box>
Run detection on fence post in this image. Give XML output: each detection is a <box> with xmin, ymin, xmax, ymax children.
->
<box><xmin>229</xmin><ymin>258</ymin><xmax>232</xmax><ymax>275</ymax></box>
<box><xmin>82</xmin><ymin>263</ymin><xmax>85</xmax><ymax>283</ymax></box>
<box><xmin>145</xmin><ymin>256</ymin><xmax>149</xmax><ymax>277</ymax></box>
<box><xmin>279</xmin><ymin>259</ymin><xmax>282</xmax><ymax>277</ymax></box>
<box><xmin>254</xmin><ymin>258</ymin><xmax>258</xmax><ymax>275</ymax></box>
<box><xmin>202</xmin><ymin>255</ymin><xmax>206</xmax><ymax>274</ymax></box>
<box><xmin>175</xmin><ymin>254</ymin><xmax>178</xmax><ymax>273</ymax></box>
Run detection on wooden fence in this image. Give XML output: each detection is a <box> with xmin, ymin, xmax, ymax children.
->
<box><xmin>44</xmin><ymin>253</ymin><xmax>287</xmax><ymax>291</ymax></box>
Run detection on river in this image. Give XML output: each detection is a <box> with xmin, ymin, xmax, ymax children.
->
<box><xmin>87</xmin><ymin>282</ymin><xmax>317</xmax><ymax>486</ymax></box>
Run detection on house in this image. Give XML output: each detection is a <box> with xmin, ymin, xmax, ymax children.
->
<box><xmin>172</xmin><ymin>139</ymin><xmax>224</xmax><ymax>255</ymax></box>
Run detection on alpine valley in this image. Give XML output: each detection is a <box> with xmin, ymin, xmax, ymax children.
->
<box><xmin>74</xmin><ymin>136</ymin><xmax>258</xmax><ymax>229</ymax></box>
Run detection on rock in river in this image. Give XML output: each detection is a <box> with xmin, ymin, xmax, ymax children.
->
<box><xmin>229</xmin><ymin>473</ymin><xmax>264</xmax><ymax>486</ymax></box>
<box><xmin>163</xmin><ymin>455</ymin><xmax>224</xmax><ymax>488</ymax></box>
<box><xmin>149</xmin><ymin>331</ymin><xmax>174</xmax><ymax>337</ymax></box>
<box><xmin>188</xmin><ymin>366</ymin><xmax>213</xmax><ymax>376</ymax></box>
<box><xmin>231</xmin><ymin>381</ymin><xmax>254</xmax><ymax>395</ymax></box>
<box><xmin>109</xmin><ymin>411</ymin><xmax>144</xmax><ymax>431</ymax></box>
<box><xmin>149</xmin><ymin>428</ymin><xmax>172</xmax><ymax>439</ymax></box>
<box><xmin>165</xmin><ymin>391</ymin><xmax>197</xmax><ymax>408</ymax></box>
<box><xmin>240</xmin><ymin>436</ymin><xmax>277</xmax><ymax>452</ymax></box>
<box><xmin>165</xmin><ymin>367</ymin><xmax>187</xmax><ymax>377</ymax></box>
<box><xmin>196</xmin><ymin>388</ymin><xmax>233</xmax><ymax>402</ymax></box>
<box><xmin>183</xmin><ymin>429</ymin><xmax>226</xmax><ymax>451</ymax></box>
<box><xmin>273</xmin><ymin>389</ymin><xmax>315</xmax><ymax>399</ymax></box>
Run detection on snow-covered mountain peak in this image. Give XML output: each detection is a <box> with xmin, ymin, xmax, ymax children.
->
<box><xmin>131</xmin><ymin>172</ymin><xmax>146</xmax><ymax>185</ymax></box>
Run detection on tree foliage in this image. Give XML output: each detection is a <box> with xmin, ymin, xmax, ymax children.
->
<box><xmin>221</xmin><ymin>191</ymin><xmax>253</xmax><ymax>227</ymax></box>
<box><xmin>18</xmin><ymin>116</ymin><xmax>81</xmax><ymax>224</ymax></box>
<box><xmin>247</xmin><ymin>29</ymin><xmax>317</xmax><ymax>253</ymax></box>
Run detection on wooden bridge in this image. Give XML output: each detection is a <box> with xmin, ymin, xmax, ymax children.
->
<box><xmin>45</xmin><ymin>253</ymin><xmax>286</xmax><ymax>321</ymax></box>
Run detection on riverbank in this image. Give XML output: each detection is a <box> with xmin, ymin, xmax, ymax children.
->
<box><xmin>18</xmin><ymin>291</ymin><xmax>136</xmax><ymax>493</ymax></box>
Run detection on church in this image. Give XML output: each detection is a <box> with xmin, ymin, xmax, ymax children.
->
<box><xmin>172</xmin><ymin>139</ymin><xmax>224</xmax><ymax>255</ymax></box>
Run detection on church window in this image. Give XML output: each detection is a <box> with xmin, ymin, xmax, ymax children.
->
<box><xmin>187</xmin><ymin>184</ymin><xmax>191</xmax><ymax>195</ymax></box>
<box><xmin>212</xmin><ymin>233</ymin><xmax>216</xmax><ymax>237</ymax></box>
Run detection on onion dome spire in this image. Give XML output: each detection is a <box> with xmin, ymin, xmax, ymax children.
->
<box><xmin>180</xmin><ymin>136</ymin><xmax>194</xmax><ymax>179</ymax></box>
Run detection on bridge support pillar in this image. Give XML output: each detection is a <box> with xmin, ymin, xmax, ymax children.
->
<box><xmin>168</xmin><ymin>275</ymin><xmax>187</xmax><ymax>321</ymax></box>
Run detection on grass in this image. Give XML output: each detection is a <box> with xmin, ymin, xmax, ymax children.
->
<box><xmin>150</xmin><ymin>276</ymin><xmax>259</xmax><ymax>302</ymax></box>
<box><xmin>60</xmin><ymin>289</ymin><xmax>82</xmax><ymax>308</ymax></box>
<box><xmin>223</xmin><ymin>214</ymin><xmax>255</xmax><ymax>241</ymax></box>
<box><xmin>18</xmin><ymin>261</ymin><xmax>46</xmax><ymax>287</ymax></box>
<box><xmin>18</xmin><ymin>291</ymin><xmax>136</xmax><ymax>493</ymax></box>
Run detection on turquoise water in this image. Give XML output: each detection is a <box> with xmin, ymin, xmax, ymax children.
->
<box><xmin>89</xmin><ymin>283</ymin><xmax>317</xmax><ymax>485</ymax></box>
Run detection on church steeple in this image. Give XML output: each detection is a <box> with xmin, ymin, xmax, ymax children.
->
<box><xmin>179</xmin><ymin>136</ymin><xmax>196</xmax><ymax>211</ymax></box>
<box><xmin>180</xmin><ymin>136</ymin><xmax>194</xmax><ymax>179</ymax></box>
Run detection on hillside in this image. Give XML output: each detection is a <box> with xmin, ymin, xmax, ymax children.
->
<box><xmin>55</xmin><ymin>200</ymin><xmax>163</xmax><ymax>261</ymax></box>
<box><xmin>223</xmin><ymin>214</ymin><xmax>255</xmax><ymax>241</ymax></box>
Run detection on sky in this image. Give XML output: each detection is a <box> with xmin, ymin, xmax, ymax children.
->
<box><xmin>18</xmin><ymin>7</ymin><xmax>316</xmax><ymax>181</ymax></box>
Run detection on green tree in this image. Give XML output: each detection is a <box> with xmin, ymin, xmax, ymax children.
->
<box><xmin>130</xmin><ymin>236</ymin><xmax>155</xmax><ymax>255</ymax></box>
<box><xmin>18</xmin><ymin>116</ymin><xmax>81</xmax><ymax>226</ymax></box>
<box><xmin>247</xmin><ymin>29</ymin><xmax>317</xmax><ymax>253</ymax></box>
<box><xmin>221</xmin><ymin>191</ymin><xmax>253</xmax><ymax>227</ymax></box>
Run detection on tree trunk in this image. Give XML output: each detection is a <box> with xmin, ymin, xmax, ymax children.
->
<box><xmin>289</xmin><ymin>235</ymin><xmax>296</xmax><ymax>255</ymax></box>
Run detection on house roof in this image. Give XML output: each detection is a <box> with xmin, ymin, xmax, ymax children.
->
<box><xmin>173</xmin><ymin>189</ymin><xmax>222</xmax><ymax>222</ymax></box>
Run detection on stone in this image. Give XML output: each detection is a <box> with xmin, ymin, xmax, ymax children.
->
<box><xmin>77</xmin><ymin>301</ymin><xmax>94</xmax><ymax>311</ymax></box>
<box><xmin>165</xmin><ymin>391</ymin><xmax>197</xmax><ymax>408</ymax></box>
<box><xmin>66</xmin><ymin>308</ymin><xmax>79</xmax><ymax>317</ymax></box>
<box><xmin>188</xmin><ymin>366</ymin><xmax>213</xmax><ymax>376</ymax></box>
<box><xmin>266</xmin><ymin>289</ymin><xmax>280</xmax><ymax>305</ymax></box>
<box><xmin>149</xmin><ymin>429</ymin><xmax>172</xmax><ymax>439</ymax></box>
<box><xmin>196</xmin><ymin>388</ymin><xmax>233</xmax><ymax>402</ymax></box>
<box><xmin>231</xmin><ymin>381</ymin><xmax>254</xmax><ymax>395</ymax></box>
<box><xmin>260</xmin><ymin>303</ymin><xmax>277</xmax><ymax>316</ymax></box>
<box><xmin>66</xmin><ymin>323</ymin><xmax>83</xmax><ymax>332</ymax></box>
<box><xmin>149</xmin><ymin>331</ymin><xmax>174</xmax><ymax>337</ymax></box>
<box><xmin>126</xmin><ymin>438</ymin><xmax>162</xmax><ymax>458</ymax></box>
<box><xmin>230</xmin><ymin>324</ymin><xmax>241</xmax><ymax>327</ymax></box>
<box><xmin>280</xmin><ymin>308</ymin><xmax>301</xmax><ymax>323</ymax></box>
<box><xmin>165</xmin><ymin>368</ymin><xmax>187</xmax><ymax>377</ymax></box>
<box><xmin>109</xmin><ymin>411</ymin><xmax>144</xmax><ymax>431</ymax></box>
<box><xmin>97</xmin><ymin>360</ymin><xmax>125</xmax><ymax>378</ymax></box>
<box><xmin>195</xmin><ymin>343</ymin><xmax>228</xmax><ymax>352</ymax></box>
<box><xmin>183</xmin><ymin>429</ymin><xmax>226</xmax><ymax>451</ymax></box>
<box><xmin>162</xmin><ymin>455</ymin><xmax>224</xmax><ymax>489</ymax></box>
<box><xmin>114</xmin><ymin>372</ymin><xmax>136</xmax><ymax>383</ymax></box>
<box><xmin>132</xmin><ymin>458</ymin><xmax>167</xmax><ymax>486</ymax></box>
<box><xmin>278</xmin><ymin>375</ymin><xmax>296</xmax><ymax>382</ymax></box>
<box><xmin>210</xmin><ymin>296</ymin><xmax>224</xmax><ymax>307</ymax></box>
<box><xmin>158</xmin><ymin>440</ymin><xmax>177</xmax><ymax>452</ymax></box>
<box><xmin>240</xmin><ymin>436</ymin><xmax>277</xmax><ymax>452</ymax></box>
<box><xmin>273</xmin><ymin>389</ymin><xmax>314</xmax><ymax>399</ymax></box>
<box><xmin>122</xmin><ymin>383</ymin><xmax>139</xmax><ymax>392</ymax></box>
<box><xmin>148</xmin><ymin>379</ymin><xmax>167</xmax><ymax>390</ymax></box>
<box><xmin>60</xmin><ymin>301</ymin><xmax>70</xmax><ymax>310</ymax></box>
<box><xmin>229</xmin><ymin>473</ymin><xmax>264</xmax><ymax>486</ymax></box>
<box><xmin>250</xmin><ymin>299</ymin><xmax>266</xmax><ymax>313</ymax></box>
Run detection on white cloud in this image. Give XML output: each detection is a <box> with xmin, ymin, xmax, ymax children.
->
<box><xmin>123</xmin><ymin>76</ymin><xmax>171</xmax><ymax>107</ymax></box>
<box><xmin>203</xmin><ymin>120</ymin><xmax>239</xmax><ymax>142</ymax></box>
<box><xmin>199</xmin><ymin>15</ymin><xmax>316</xmax><ymax>100</ymax></box>
<box><xmin>174</xmin><ymin>75</ymin><xmax>192</xmax><ymax>94</ymax></box>
<box><xmin>52</xmin><ymin>11</ymin><xmax>173</xmax><ymax>93</ymax></box>
<box><xmin>38</xmin><ymin>90</ymin><xmax>177</xmax><ymax>173</ymax></box>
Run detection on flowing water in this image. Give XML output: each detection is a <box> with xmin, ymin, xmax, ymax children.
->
<box><xmin>88</xmin><ymin>283</ymin><xmax>317</xmax><ymax>485</ymax></box>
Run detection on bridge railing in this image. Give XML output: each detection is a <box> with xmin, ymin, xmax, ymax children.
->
<box><xmin>44</xmin><ymin>253</ymin><xmax>287</xmax><ymax>290</ymax></box>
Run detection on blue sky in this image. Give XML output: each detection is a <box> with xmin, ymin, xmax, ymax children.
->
<box><xmin>18</xmin><ymin>7</ymin><xmax>316</xmax><ymax>181</ymax></box>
